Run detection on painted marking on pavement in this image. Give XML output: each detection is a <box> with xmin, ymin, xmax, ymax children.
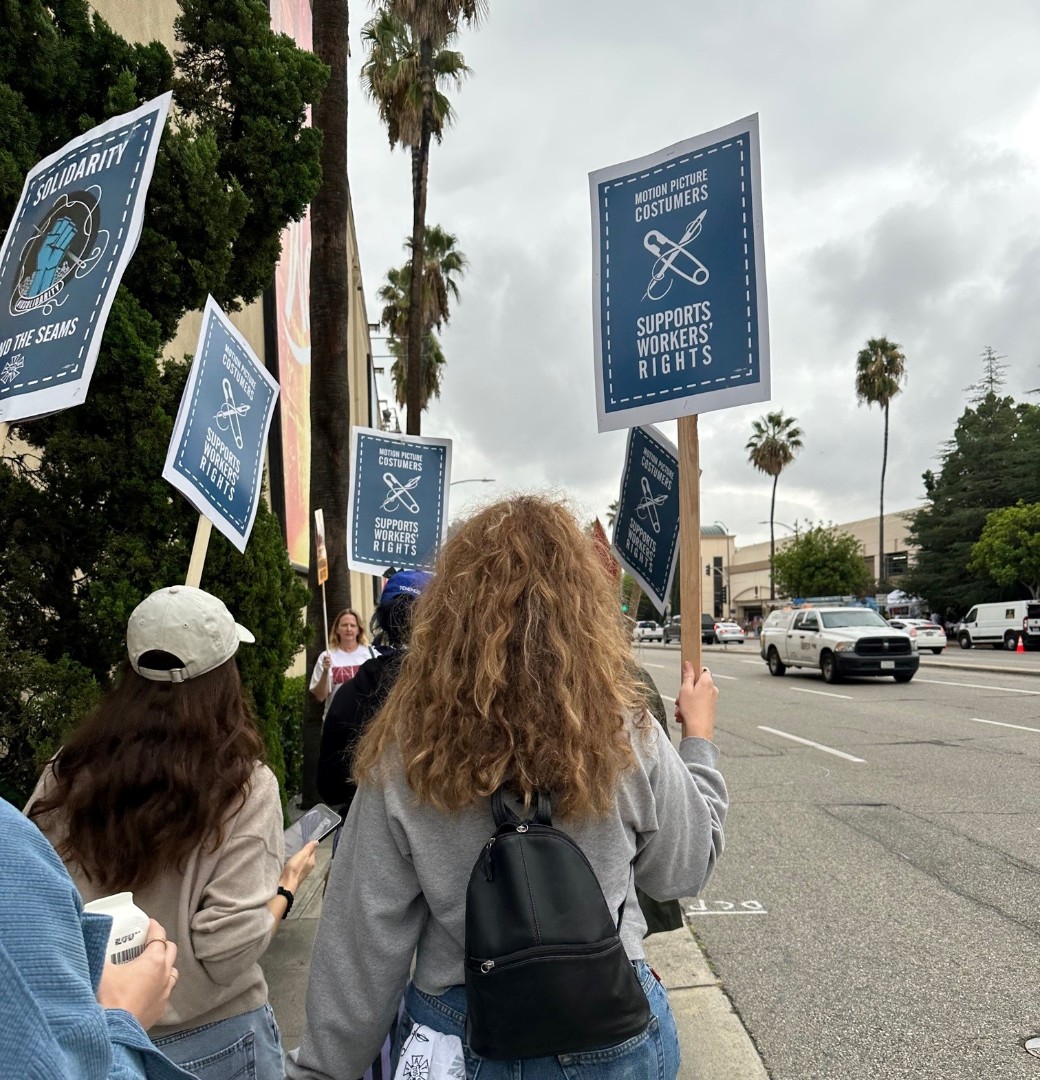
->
<box><xmin>758</xmin><ymin>725</ymin><xmax>865</xmax><ymax>763</ymax></box>
<box><xmin>684</xmin><ymin>899</ymin><xmax>767</xmax><ymax>916</ymax></box>
<box><xmin>741</xmin><ymin>660</ymin><xmax>763</xmax><ymax>666</ymax></box>
<box><xmin>970</xmin><ymin>717</ymin><xmax>1040</xmax><ymax>735</ymax></box>
<box><xmin>642</xmin><ymin>663</ymin><xmax>668</xmax><ymax>669</ymax></box>
<box><xmin>787</xmin><ymin>686</ymin><xmax>853</xmax><ymax>701</ymax></box>
<box><xmin>711</xmin><ymin>673</ymin><xmax>738</xmax><ymax>680</ymax></box>
<box><xmin>914</xmin><ymin>677</ymin><xmax>1040</xmax><ymax>696</ymax></box>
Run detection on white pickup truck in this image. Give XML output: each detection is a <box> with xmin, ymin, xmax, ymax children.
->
<box><xmin>760</xmin><ymin>607</ymin><xmax>919</xmax><ymax>684</ymax></box>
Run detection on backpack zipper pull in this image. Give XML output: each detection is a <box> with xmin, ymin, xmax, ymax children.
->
<box><xmin>483</xmin><ymin>836</ymin><xmax>496</xmax><ymax>881</ymax></box>
<box><xmin>481</xmin><ymin>960</ymin><xmax>495</xmax><ymax>972</ymax></box>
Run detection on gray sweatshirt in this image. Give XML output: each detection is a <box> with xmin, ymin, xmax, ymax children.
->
<box><xmin>287</xmin><ymin>721</ymin><xmax>727</xmax><ymax>1080</ymax></box>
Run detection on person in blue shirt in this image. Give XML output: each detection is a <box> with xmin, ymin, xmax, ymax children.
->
<box><xmin>0</xmin><ymin>796</ymin><xmax>193</xmax><ymax>1080</ymax></box>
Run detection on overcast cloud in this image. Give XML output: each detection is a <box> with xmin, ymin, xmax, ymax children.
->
<box><xmin>344</xmin><ymin>0</ymin><xmax>1040</xmax><ymax>546</ymax></box>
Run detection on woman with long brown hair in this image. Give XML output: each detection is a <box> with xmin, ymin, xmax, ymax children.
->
<box><xmin>288</xmin><ymin>496</ymin><xmax>728</xmax><ymax>1080</ymax></box>
<box><xmin>28</xmin><ymin>585</ymin><xmax>317</xmax><ymax>1080</ymax></box>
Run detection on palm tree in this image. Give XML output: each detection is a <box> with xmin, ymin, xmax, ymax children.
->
<box><xmin>305</xmin><ymin>0</ymin><xmax>350</xmax><ymax>806</ymax></box>
<box><xmin>377</xmin><ymin>226</ymin><xmax>466</xmax><ymax>412</ymax></box>
<box><xmin>389</xmin><ymin>328</ymin><xmax>446</xmax><ymax>411</ymax></box>
<box><xmin>746</xmin><ymin>411</ymin><xmax>804</xmax><ymax>599</ymax></box>
<box><xmin>362</xmin><ymin>1</ymin><xmax>483</xmax><ymax>434</ymax></box>
<box><xmin>855</xmin><ymin>337</ymin><xmax>907</xmax><ymax>589</ymax></box>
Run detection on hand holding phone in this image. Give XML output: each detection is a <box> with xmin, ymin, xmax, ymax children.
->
<box><xmin>283</xmin><ymin>803</ymin><xmax>342</xmax><ymax>860</ymax></box>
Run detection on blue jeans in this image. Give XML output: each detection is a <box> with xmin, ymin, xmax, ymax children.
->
<box><xmin>393</xmin><ymin>961</ymin><xmax>680</xmax><ymax>1079</ymax></box>
<box><xmin>153</xmin><ymin>1004</ymin><xmax>285</xmax><ymax>1080</ymax></box>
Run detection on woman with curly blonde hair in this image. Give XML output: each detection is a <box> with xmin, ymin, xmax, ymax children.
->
<box><xmin>288</xmin><ymin>496</ymin><xmax>728</xmax><ymax>1080</ymax></box>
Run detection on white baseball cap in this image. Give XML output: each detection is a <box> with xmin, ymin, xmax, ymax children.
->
<box><xmin>127</xmin><ymin>585</ymin><xmax>255</xmax><ymax>683</ymax></box>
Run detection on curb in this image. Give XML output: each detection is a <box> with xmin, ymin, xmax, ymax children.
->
<box><xmin>644</xmin><ymin>927</ymin><xmax>768</xmax><ymax>1080</ymax></box>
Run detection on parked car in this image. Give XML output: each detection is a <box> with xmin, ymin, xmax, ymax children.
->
<box><xmin>954</xmin><ymin>601</ymin><xmax>1040</xmax><ymax>650</ymax></box>
<box><xmin>712</xmin><ymin>621</ymin><xmax>745</xmax><ymax>645</ymax></box>
<box><xmin>887</xmin><ymin>618</ymin><xmax>946</xmax><ymax>654</ymax></box>
<box><xmin>701</xmin><ymin>613</ymin><xmax>716</xmax><ymax>645</ymax></box>
<box><xmin>663</xmin><ymin>615</ymin><xmax>681</xmax><ymax>644</ymax></box>
<box><xmin>632</xmin><ymin>619</ymin><xmax>663</xmax><ymax>642</ymax></box>
<box><xmin>760</xmin><ymin>606</ymin><xmax>918</xmax><ymax>683</ymax></box>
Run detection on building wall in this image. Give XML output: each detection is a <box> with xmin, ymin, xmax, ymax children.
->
<box><xmin>90</xmin><ymin>0</ymin><xmax>379</xmax><ymax>641</ymax></box>
<box><xmin>724</xmin><ymin>511</ymin><xmax>916</xmax><ymax>623</ymax></box>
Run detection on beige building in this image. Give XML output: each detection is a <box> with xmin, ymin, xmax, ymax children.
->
<box><xmin>91</xmin><ymin>0</ymin><xmax>381</xmax><ymax>632</ymax></box>
<box><xmin>703</xmin><ymin>511</ymin><xmax>916</xmax><ymax>625</ymax></box>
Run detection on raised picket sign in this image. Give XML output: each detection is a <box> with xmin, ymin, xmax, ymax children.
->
<box><xmin>347</xmin><ymin>426</ymin><xmax>451</xmax><ymax>575</ymax></box>
<box><xmin>611</xmin><ymin>425</ymin><xmax>680</xmax><ymax>615</ymax></box>
<box><xmin>0</xmin><ymin>94</ymin><xmax>171</xmax><ymax>423</ymax></box>
<box><xmin>589</xmin><ymin>114</ymin><xmax>770</xmax><ymax>432</ymax></box>
<box><xmin>163</xmin><ymin>296</ymin><xmax>279</xmax><ymax>555</ymax></box>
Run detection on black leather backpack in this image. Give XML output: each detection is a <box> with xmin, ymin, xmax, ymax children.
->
<box><xmin>464</xmin><ymin>788</ymin><xmax>651</xmax><ymax>1059</ymax></box>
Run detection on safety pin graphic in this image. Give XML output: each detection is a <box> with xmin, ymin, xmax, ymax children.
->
<box><xmin>214</xmin><ymin>377</ymin><xmax>250</xmax><ymax>449</ymax></box>
<box><xmin>635</xmin><ymin>476</ymin><xmax>668</xmax><ymax>534</ymax></box>
<box><xmin>381</xmin><ymin>471</ymin><xmax>421</xmax><ymax>513</ymax></box>
<box><xmin>642</xmin><ymin>210</ymin><xmax>710</xmax><ymax>301</ymax></box>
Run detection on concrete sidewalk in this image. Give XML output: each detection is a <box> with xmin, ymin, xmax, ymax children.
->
<box><xmin>262</xmin><ymin>845</ymin><xmax>769</xmax><ymax>1079</ymax></box>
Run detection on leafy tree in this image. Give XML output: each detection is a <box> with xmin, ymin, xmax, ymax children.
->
<box><xmin>855</xmin><ymin>336</ymin><xmax>907</xmax><ymax>588</ymax></box>
<box><xmin>745</xmin><ymin>410</ymin><xmax>803</xmax><ymax>599</ymax></box>
<box><xmin>370</xmin><ymin>0</ymin><xmax>484</xmax><ymax>434</ymax></box>
<box><xmin>904</xmin><ymin>389</ymin><xmax>1040</xmax><ymax>618</ymax></box>
<box><xmin>772</xmin><ymin>523</ymin><xmax>873</xmax><ymax>600</ymax></box>
<box><xmin>969</xmin><ymin>502</ymin><xmax>1040</xmax><ymax>600</ymax></box>
<box><xmin>0</xmin><ymin>0</ymin><xmax>325</xmax><ymax>804</ymax></box>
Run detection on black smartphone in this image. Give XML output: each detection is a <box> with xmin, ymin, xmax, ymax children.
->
<box><xmin>283</xmin><ymin>803</ymin><xmax>342</xmax><ymax>859</ymax></box>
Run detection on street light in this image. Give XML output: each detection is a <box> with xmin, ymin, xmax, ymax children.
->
<box><xmin>450</xmin><ymin>478</ymin><xmax>496</xmax><ymax>487</ymax></box>
<box><xmin>759</xmin><ymin>520</ymin><xmax>798</xmax><ymax>536</ymax></box>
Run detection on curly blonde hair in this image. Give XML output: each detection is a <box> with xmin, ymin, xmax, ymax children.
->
<box><xmin>354</xmin><ymin>495</ymin><xmax>647</xmax><ymax>818</ymax></box>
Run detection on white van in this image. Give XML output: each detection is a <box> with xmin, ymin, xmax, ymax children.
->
<box><xmin>955</xmin><ymin>601</ymin><xmax>1038</xmax><ymax>651</ymax></box>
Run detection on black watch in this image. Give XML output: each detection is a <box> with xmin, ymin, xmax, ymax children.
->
<box><xmin>277</xmin><ymin>885</ymin><xmax>294</xmax><ymax>919</ymax></box>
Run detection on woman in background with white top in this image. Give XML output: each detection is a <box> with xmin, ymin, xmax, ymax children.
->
<box><xmin>309</xmin><ymin>607</ymin><xmax>377</xmax><ymax>712</ymax></box>
<box><xmin>28</xmin><ymin>585</ymin><xmax>317</xmax><ymax>1080</ymax></box>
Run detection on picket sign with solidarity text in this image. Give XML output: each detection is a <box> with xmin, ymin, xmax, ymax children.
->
<box><xmin>163</xmin><ymin>297</ymin><xmax>279</xmax><ymax>578</ymax></box>
<box><xmin>0</xmin><ymin>94</ymin><xmax>171</xmax><ymax>425</ymax></box>
<box><xmin>347</xmin><ymin>426</ymin><xmax>451</xmax><ymax>575</ymax></box>
<box><xmin>590</xmin><ymin>116</ymin><xmax>770</xmax><ymax>668</ymax></box>
<box><xmin>611</xmin><ymin>425</ymin><xmax>680</xmax><ymax>615</ymax></box>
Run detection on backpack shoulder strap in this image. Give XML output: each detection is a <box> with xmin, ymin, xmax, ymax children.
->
<box><xmin>491</xmin><ymin>787</ymin><xmax>553</xmax><ymax>827</ymax></box>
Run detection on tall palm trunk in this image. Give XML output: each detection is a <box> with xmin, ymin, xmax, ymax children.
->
<box><xmin>304</xmin><ymin>0</ymin><xmax>351</xmax><ymax>807</ymax></box>
<box><xmin>769</xmin><ymin>473</ymin><xmax>778</xmax><ymax>600</ymax></box>
<box><xmin>878</xmin><ymin>402</ymin><xmax>889</xmax><ymax>591</ymax></box>
<box><xmin>405</xmin><ymin>37</ymin><xmax>434</xmax><ymax>436</ymax></box>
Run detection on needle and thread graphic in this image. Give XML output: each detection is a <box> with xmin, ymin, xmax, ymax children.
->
<box><xmin>214</xmin><ymin>377</ymin><xmax>250</xmax><ymax>449</ymax></box>
<box><xmin>642</xmin><ymin>210</ymin><xmax>709</xmax><ymax>301</ymax></box>
<box><xmin>635</xmin><ymin>476</ymin><xmax>668</xmax><ymax>534</ymax></box>
<box><xmin>381</xmin><ymin>472</ymin><xmax>421</xmax><ymax>513</ymax></box>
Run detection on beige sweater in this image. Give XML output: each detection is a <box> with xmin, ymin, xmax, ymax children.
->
<box><xmin>29</xmin><ymin>762</ymin><xmax>284</xmax><ymax>1038</ymax></box>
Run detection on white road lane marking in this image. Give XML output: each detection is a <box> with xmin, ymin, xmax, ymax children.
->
<box><xmin>642</xmin><ymin>663</ymin><xmax>668</xmax><ymax>669</ymax></box>
<box><xmin>971</xmin><ymin>717</ymin><xmax>1040</xmax><ymax>734</ymax></box>
<box><xmin>914</xmin><ymin>677</ymin><xmax>1040</xmax><ymax>696</ymax></box>
<box><xmin>787</xmin><ymin>686</ymin><xmax>853</xmax><ymax>700</ymax></box>
<box><xmin>741</xmin><ymin>660</ymin><xmax>763</xmax><ymax>666</ymax></box>
<box><xmin>758</xmin><ymin>725</ymin><xmax>866</xmax><ymax>763</ymax></box>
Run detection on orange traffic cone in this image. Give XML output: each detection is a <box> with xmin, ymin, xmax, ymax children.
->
<box><xmin>1017</xmin><ymin>634</ymin><xmax>1025</xmax><ymax>653</ymax></box>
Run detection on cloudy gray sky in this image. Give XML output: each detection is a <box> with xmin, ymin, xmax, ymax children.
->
<box><xmin>345</xmin><ymin>0</ymin><xmax>1040</xmax><ymax>548</ymax></box>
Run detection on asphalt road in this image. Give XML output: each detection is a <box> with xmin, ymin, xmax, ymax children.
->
<box><xmin>634</xmin><ymin>640</ymin><xmax>1040</xmax><ymax>1079</ymax></box>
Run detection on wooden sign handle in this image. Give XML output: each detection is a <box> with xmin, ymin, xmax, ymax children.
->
<box><xmin>678</xmin><ymin>415</ymin><xmax>702</xmax><ymax>674</ymax></box>
<box><xmin>185</xmin><ymin>515</ymin><xmax>212</xmax><ymax>588</ymax></box>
